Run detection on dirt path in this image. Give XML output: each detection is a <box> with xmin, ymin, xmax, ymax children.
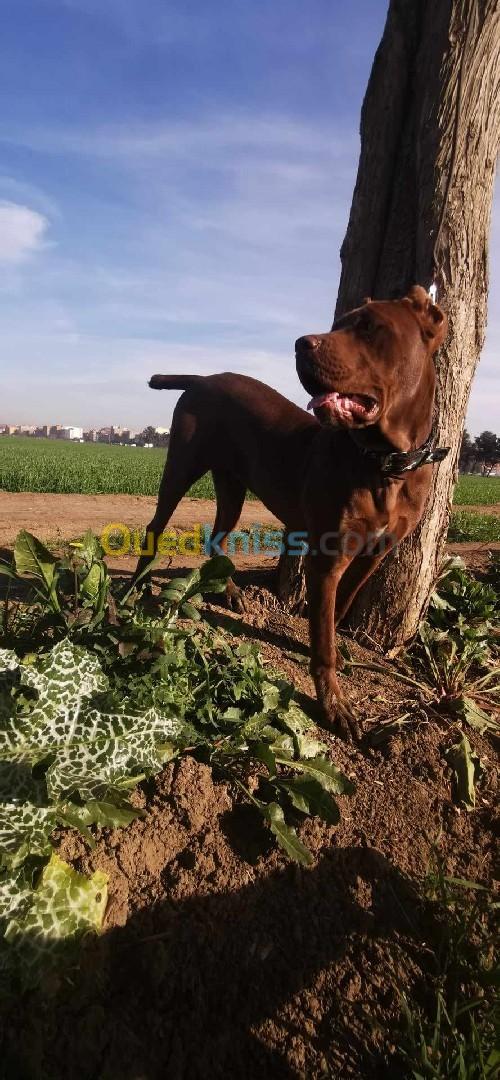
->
<box><xmin>452</xmin><ymin>503</ymin><xmax>500</xmax><ymax>514</ymax></box>
<box><xmin>0</xmin><ymin>491</ymin><xmax>498</xmax><ymax>551</ymax></box>
<box><xmin>0</xmin><ymin>491</ymin><xmax>281</xmax><ymax>548</ymax></box>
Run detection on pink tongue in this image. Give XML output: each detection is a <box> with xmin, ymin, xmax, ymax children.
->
<box><xmin>307</xmin><ymin>391</ymin><xmax>370</xmax><ymax>416</ymax></box>
<box><xmin>307</xmin><ymin>392</ymin><xmax>338</xmax><ymax>411</ymax></box>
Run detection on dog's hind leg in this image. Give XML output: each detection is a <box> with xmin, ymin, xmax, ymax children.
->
<box><xmin>209</xmin><ymin>471</ymin><xmax>247</xmax><ymax>611</ymax></box>
<box><xmin>132</xmin><ymin>406</ymin><xmax>208</xmax><ymax>587</ymax></box>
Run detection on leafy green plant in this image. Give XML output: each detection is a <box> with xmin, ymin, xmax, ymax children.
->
<box><xmin>398</xmin><ymin>855</ymin><xmax>498</xmax><ymax>1079</ymax></box>
<box><xmin>0</xmin><ymin>529</ymin><xmax>111</xmax><ymax>634</ymax></box>
<box><xmin>0</xmin><ymin>532</ymin><xmax>355</xmax><ymax>985</ymax></box>
<box><xmin>405</xmin><ymin>558</ymin><xmax>499</xmax><ymax>734</ymax></box>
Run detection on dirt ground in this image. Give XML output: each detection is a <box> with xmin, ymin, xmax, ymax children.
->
<box><xmin>1</xmin><ymin>493</ymin><xmax>498</xmax><ymax>1079</ymax></box>
<box><xmin>0</xmin><ymin>492</ymin><xmax>498</xmax><ymax>576</ymax></box>
<box><xmin>0</xmin><ymin>492</ymin><xmax>280</xmax><ymax>548</ymax></box>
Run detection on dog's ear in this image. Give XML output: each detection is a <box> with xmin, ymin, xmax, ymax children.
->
<box><xmin>404</xmin><ymin>285</ymin><xmax>448</xmax><ymax>350</ymax></box>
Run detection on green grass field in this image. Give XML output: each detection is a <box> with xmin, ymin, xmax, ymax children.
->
<box><xmin>452</xmin><ymin>474</ymin><xmax>500</xmax><ymax>505</ymax></box>
<box><xmin>0</xmin><ymin>436</ymin><xmax>216</xmax><ymax>498</ymax></box>
<box><xmin>0</xmin><ymin>436</ymin><xmax>499</xmax><ymax>508</ymax></box>
<box><xmin>448</xmin><ymin>510</ymin><xmax>500</xmax><ymax>543</ymax></box>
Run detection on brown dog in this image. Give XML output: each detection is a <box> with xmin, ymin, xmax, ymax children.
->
<box><xmin>135</xmin><ymin>285</ymin><xmax>448</xmax><ymax>739</ymax></box>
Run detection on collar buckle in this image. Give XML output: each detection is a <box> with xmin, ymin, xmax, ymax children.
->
<box><xmin>357</xmin><ymin>426</ymin><xmax>450</xmax><ymax>478</ymax></box>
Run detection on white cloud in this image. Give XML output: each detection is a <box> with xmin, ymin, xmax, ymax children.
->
<box><xmin>0</xmin><ymin>113</ymin><xmax>356</xmax><ymax>165</ymax></box>
<box><xmin>0</xmin><ymin>326</ymin><xmax>297</xmax><ymax>429</ymax></box>
<box><xmin>0</xmin><ymin>201</ymin><xmax>49</xmax><ymax>263</ymax></box>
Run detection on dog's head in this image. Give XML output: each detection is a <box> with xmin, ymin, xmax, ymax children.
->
<box><xmin>296</xmin><ymin>286</ymin><xmax>447</xmax><ymax>443</ymax></box>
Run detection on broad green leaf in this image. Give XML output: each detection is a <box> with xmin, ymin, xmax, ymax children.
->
<box><xmin>0</xmin><ymin>760</ymin><xmax>45</xmax><ymax>804</ymax></box>
<box><xmin>14</xmin><ymin>530</ymin><xmax>58</xmax><ymax>595</ymax></box>
<box><xmin>58</xmin><ymin>800</ymin><xmax>141</xmax><ymax>843</ymax></box>
<box><xmin>261</xmin><ymin>681</ymin><xmax>281</xmax><ymax>712</ymax></box>
<box><xmin>278</xmin><ymin>777</ymin><xmax>340</xmax><ymax>825</ymax></box>
<box><xmin>486</xmin><ymin>1048</ymin><xmax>500</xmax><ymax>1075</ymax></box>
<box><xmin>274</xmin><ymin>752</ymin><xmax>356</xmax><ymax>796</ymax></box>
<box><xmin>198</xmin><ymin>555</ymin><xmax>235</xmax><ymax>592</ymax></box>
<box><xmin>73</xmin><ymin>529</ymin><xmax>104</xmax><ymax>567</ymax></box>
<box><xmin>79</xmin><ymin>562</ymin><xmax>104</xmax><ymax>602</ymax></box>
<box><xmin>252</xmin><ymin>740</ymin><xmax>277</xmax><ymax>776</ymax></box>
<box><xmin>160</xmin><ymin>557</ymin><xmax>234</xmax><ymax>617</ymax></box>
<box><xmin>45</xmin><ymin>718</ymin><xmax>180</xmax><ymax>801</ymax></box>
<box><xmin>300</xmin><ymin>757</ymin><xmax>355</xmax><ymax>795</ymax></box>
<box><xmin>180</xmin><ymin>601</ymin><xmax>202</xmax><ymax>621</ymax></box>
<box><xmin>277</xmin><ymin>705</ymin><xmax>325</xmax><ymax>758</ymax></box>
<box><xmin>0</xmin><ymin>564</ymin><xmax>21</xmax><ymax>584</ymax></box>
<box><xmin>221</xmin><ymin>707</ymin><xmax>242</xmax><ymax>722</ymax></box>
<box><xmin>0</xmin><ymin>639</ymin><xmax>108</xmax><ymax>761</ymax></box>
<box><xmin>445</xmin><ymin>735</ymin><xmax>482</xmax><ymax>811</ymax></box>
<box><xmin>262</xmin><ymin>802</ymin><xmax>313</xmax><ymax>866</ymax></box>
<box><xmin>4</xmin><ymin>853</ymin><xmax>107</xmax><ymax>941</ymax></box>
<box><xmin>453</xmin><ymin>696</ymin><xmax>499</xmax><ymax>735</ymax></box>
<box><xmin>75</xmin><ymin>799</ymin><xmax>142</xmax><ymax>828</ymax></box>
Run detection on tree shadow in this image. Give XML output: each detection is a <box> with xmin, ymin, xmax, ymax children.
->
<box><xmin>2</xmin><ymin>845</ymin><xmax>429</xmax><ymax>1080</ymax></box>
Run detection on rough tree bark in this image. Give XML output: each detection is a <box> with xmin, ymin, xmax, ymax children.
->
<box><xmin>278</xmin><ymin>0</ymin><xmax>500</xmax><ymax>646</ymax></box>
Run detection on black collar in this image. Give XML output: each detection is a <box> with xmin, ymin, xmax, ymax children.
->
<box><xmin>352</xmin><ymin>423</ymin><xmax>450</xmax><ymax>478</ymax></box>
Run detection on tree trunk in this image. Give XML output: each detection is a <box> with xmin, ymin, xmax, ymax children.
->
<box><xmin>278</xmin><ymin>0</ymin><xmax>500</xmax><ymax>647</ymax></box>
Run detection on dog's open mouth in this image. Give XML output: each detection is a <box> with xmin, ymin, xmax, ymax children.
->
<box><xmin>307</xmin><ymin>391</ymin><xmax>379</xmax><ymax>425</ymax></box>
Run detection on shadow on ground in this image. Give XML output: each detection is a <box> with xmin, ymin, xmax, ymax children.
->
<box><xmin>2</xmin><ymin>845</ymin><xmax>429</xmax><ymax>1080</ymax></box>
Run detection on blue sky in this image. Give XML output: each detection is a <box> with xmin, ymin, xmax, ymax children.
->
<box><xmin>0</xmin><ymin>0</ymin><xmax>498</xmax><ymax>434</ymax></box>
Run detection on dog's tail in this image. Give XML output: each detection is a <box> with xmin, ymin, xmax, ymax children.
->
<box><xmin>148</xmin><ymin>374</ymin><xmax>206</xmax><ymax>391</ymax></box>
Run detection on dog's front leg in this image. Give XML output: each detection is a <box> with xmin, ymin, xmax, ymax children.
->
<box><xmin>305</xmin><ymin>553</ymin><xmax>361</xmax><ymax>741</ymax></box>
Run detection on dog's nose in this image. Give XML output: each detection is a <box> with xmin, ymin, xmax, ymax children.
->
<box><xmin>295</xmin><ymin>335</ymin><xmax>320</xmax><ymax>352</ymax></box>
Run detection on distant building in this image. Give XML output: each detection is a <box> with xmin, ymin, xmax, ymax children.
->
<box><xmin>57</xmin><ymin>426</ymin><xmax>84</xmax><ymax>441</ymax></box>
<box><xmin>97</xmin><ymin>427</ymin><xmax>113</xmax><ymax>443</ymax></box>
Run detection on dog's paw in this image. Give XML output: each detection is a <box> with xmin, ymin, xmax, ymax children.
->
<box><xmin>332</xmin><ymin>697</ymin><xmax>362</xmax><ymax>743</ymax></box>
<box><xmin>149</xmin><ymin>374</ymin><xmax>164</xmax><ymax>389</ymax></box>
<box><xmin>225</xmin><ymin>581</ymin><xmax>247</xmax><ymax>614</ymax></box>
<box><xmin>313</xmin><ymin>669</ymin><xmax>361</xmax><ymax>742</ymax></box>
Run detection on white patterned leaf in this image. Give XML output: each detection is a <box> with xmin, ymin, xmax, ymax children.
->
<box><xmin>1</xmin><ymin>854</ymin><xmax>108</xmax><ymax>986</ymax></box>
<box><xmin>45</xmin><ymin>712</ymin><xmax>184</xmax><ymax>800</ymax></box>
<box><xmin>0</xmin><ymin>639</ymin><xmax>193</xmax><ymax>812</ymax></box>
<box><xmin>0</xmin><ymin>649</ymin><xmax>19</xmax><ymax>673</ymax></box>
<box><xmin>0</xmin><ymin>760</ymin><xmax>46</xmax><ymax>804</ymax></box>
<box><xmin>0</xmin><ymin>802</ymin><xmax>58</xmax><ymax>865</ymax></box>
<box><xmin>0</xmin><ymin>866</ymin><xmax>32</xmax><ymax>923</ymax></box>
<box><xmin>0</xmin><ymin>639</ymin><xmax>108</xmax><ymax>762</ymax></box>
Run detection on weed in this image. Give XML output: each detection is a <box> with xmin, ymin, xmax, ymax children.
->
<box><xmin>398</xmin><ymin>853</ymin><xmax>499</xmax><ymax>1079</ymax></box>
